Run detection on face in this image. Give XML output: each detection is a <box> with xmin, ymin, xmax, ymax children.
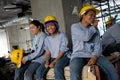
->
<box><xmin>83</xmin><ymin>10</ymin><xmax>96</xmax><ymax>24</ymax></box>
<box><xmin>29</xmin><ymin>24</ymin><xmax>40</xmax><ymax>35</ymax></box>
<box><xmin>106</xmin><ymin>23</ymin><xmax>112</xmax><ymax>29</ymax></box>
<box><xmin>46</xmin><ymin>24</ymin><xmax>56</xmax><ymax>35</ymax></box>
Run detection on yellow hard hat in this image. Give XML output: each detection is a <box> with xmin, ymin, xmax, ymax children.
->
<box><xmin>105</xmin><ymin>17</ymin><xmax>114</xmax><ymax>25</ymax></box>
<box><xmin>10</xmin><ymin>49</ymin><xmax>23</xmax><ymax>68</ymax></box>
<box><xmin>79</xmin><ymin>5</ymin><xmax>100</xmax><ymax>16</ymax></box>
<box><xmin>44</xmin><ymin>15</ymin><xmax>58</xmax><ymax>24</ymax></box>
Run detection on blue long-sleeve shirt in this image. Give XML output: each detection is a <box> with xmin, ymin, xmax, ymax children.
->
<box><xmin>23</xmin><ymin>32</ymin><xmax>46</xmax><ymax>64</ymax></box>
<box><xmin>71</xmin><ymin>22</ymin><xmax>102</xmax><ymax>59</ymax></box>
<box><xmin>44</xmin><ymin>32</ymin><xmax>70</xmax><ymax>58</ymax></box>
<box><xmin>102</xmin><ymin>23</ymin><xmax>120</xmax><ymax>50</ymax></box>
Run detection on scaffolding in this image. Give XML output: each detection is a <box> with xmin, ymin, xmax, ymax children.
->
<box><xmin>82</xmin><ymin>0</ymin><xmax>120</xmax><ymax>33</ymax></box>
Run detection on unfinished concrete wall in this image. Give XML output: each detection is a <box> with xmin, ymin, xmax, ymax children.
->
<box><xmin>7</xmin><ymin>25</ymin><xmax>32</xmax><ymax>51</ymax></box>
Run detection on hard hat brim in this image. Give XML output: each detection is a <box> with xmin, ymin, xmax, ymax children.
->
<box><xmin>80</xmin><ymin>8</ymin><xmax>100</xmax><ymax>16</ymax></box>
<box><xmin>44</xmin><ymin>16</ymin><xmax>58</xmax><ymax>24</ymax></box>
<box><xmin>79</xmin><ymin>5</ymin><xmax>100</xmax><ymax>17</ymax></box>
<box><xmin>105</xmin><ymin>21</ymin><xmax>111</xmax><ymax>25</ymax></box>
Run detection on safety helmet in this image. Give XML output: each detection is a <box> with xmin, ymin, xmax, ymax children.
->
<box><xmin>10</xmin><ymin>49</ymin><xmax>23</xmax><ymax>68</ymax></box>
<box><xmin>79</xmin><ymin>5</ymin><xmax>100</xmax><ymax>16</ymax></box>
<box><xmin>44</xmin><ymin>16</ymin><xmax>58</xmax><ymax>24</ymax></box>
<box><xmin>105</xmin><ymin>17</ymin><xmax>114</xmax><ymax>25</ymax></box>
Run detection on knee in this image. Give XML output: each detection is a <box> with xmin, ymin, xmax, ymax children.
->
<box><xmin>25</xmin><ymin>71</ymin><xmax>31</xmax><ymax>79</ymax></box>
<box><xmin>54</xmin><ymin>63</ymin><xmax>64</xmax><ymax>71</ymax></box>
<box><xmin>54</xmin><ymin>65</ymin><xmax>64</xmax><ymax>75</ymax></box>
<box><xmin>70</xmin><ymin>62</ymin><xmax>77</xmax><ymax>73</ymax></box>
<box><xmin>36</xmin><ymin>67</ymin><xmax>45</xmax><ymax>78</ymax></box>
<box><xmin>70</xmin><ymin>67</ymin><xmax>79</xmax><ymax>75</ymax></box>
<box><xmin>16</xmin><ymin>70</ymin><xmax>25</xmax><ymax>76</ymax></box>
<box><xmin>70</xmin><ymin>63</ymin><xmax>81</xmax><ymax>75</ymax></box>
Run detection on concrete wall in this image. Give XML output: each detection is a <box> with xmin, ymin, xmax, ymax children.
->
<box><xmin>7</xmin><ymin>25</ymin><xmax>32</xmax><ymax>51</ymax></box>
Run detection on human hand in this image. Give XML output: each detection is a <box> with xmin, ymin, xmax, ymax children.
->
<box><xmin>49</xmin><ymin>62</ymin><xmax>56</xmax><ymax>68</ymax></box>
<box><xmin>92</xmin><ymin>20</ymin><xmax>99</xmax><ymax>27</ymax></box>
<box><xmin>45</xmin><ymin>62</ymin><xmax>49</xmax><ymax>68</ymax></box>
<box><xmin>22</xmin><ymin>58</ymin><xmax>26</xmax><ymax>64</ymax></box>
<box><xmin>87</xmin><ymin>56</ymin><xmax>98</xmax><ymax>65</ymax></box>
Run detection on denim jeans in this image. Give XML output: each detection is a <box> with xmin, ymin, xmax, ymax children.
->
<box><xmin>24</xmin><ymin>62</ymin><xmax>41</xmax><ymax>80</ymax></box>
<box><xmin>70</xmin><ymin>56</ymin><xmax>119</xmax><ymax>80</ymax></box>
<box><xmin>36</xmin><ymin>56</ymin><xmax>70</xmax><ymax>80</ymax></box>
<box><xmin>14</xmin><ymin>61</ymin><xmax>31</xmax><ymax>80</ymax></box>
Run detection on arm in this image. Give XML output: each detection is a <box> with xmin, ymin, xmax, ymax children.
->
<box><xmin>102</xmin><ymin>31</ymin><xmax>114</xmax><ymax>50</ymax></box>
<box><xmin>93</xmin><ymin>31</ymin><xmax>102</xmax><ymax>57</ymax></box>
<box><xmin>71</xmin><ymin>24</ymin><xmax>97</xmax><ymax>42</ymax></box>
<box><xmin>43</xmin><ymin>37</ymin><xmax>51</xmax><ymax>68</ymax></box>
<box><xmin>50</xmin><ymin>52</ymin><xmax>64</xmax><ymax>67</ymax></box>
<box><xmin>45</xmin><ymin>50</ymin><xmax>51</xmax><ymax>68</ymax></box>
<box><xmin>23</xmin><ymin>35</ymin><xmax>46</xmax><ymax>61</ymax></box>
<box><xmin>49</xmin><ymin>33</ymin><xmax>68</xmax><ymax>68</ymax></box>
<box><xmin>88</xmin><ymin>31</ymin><xmax>102</xmax><ymax>65</ymax></box>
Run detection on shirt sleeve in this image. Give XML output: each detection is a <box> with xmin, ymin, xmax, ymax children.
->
<box><xmin>71</xmin><ymin>24</ymin><xmax>97</xmax><ymax>42</ymax></box>
<box><xmin>44</xmin><ymin>37</ymin><xmax>49</xmax><ymax>51</ymax></box>
<box><xmin>23</xmin><ymin>35</ymin><xmax>46</xmax><ymax>61</ymax></box>
<box><xmin>59</xmin><ymin>33</ymin><xmax>68</xmax><ymax>53</ymax></box>
<box><xmin>110</xmin><ymin>25</ymin><xmax>120</xmax><ymax>43</ymax></box>
<box><xmin>102</xmin><ymin>31</ymin><xmax>115</xmax><ymax>50</ymax></box>
<box><xmin>92</xmin><ymin>31</ymin><xmax>102</xmax><ymax>57</ymax></box>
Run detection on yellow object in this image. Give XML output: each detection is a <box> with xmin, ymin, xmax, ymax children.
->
<box><xmin>79</xmin><ymin>5</ymin><xmax>100</xmax><ymax>16</ymax></box>
<box><xmin>10</xmin><ymin>49</ymin><xmax>23</xmax><ymax>68</ymax></box>
<box><xmin>44</xmin><ymin>15</ymin><xmax>58</xmax><ymax>24</ymax></box>
<box><xmin>105</xmin><ymin>17</ymin><xmax>114</xmax><ymax>25</ymax></box>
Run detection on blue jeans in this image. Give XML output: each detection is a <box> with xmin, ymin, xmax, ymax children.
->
<box><xmin>14</xmin><ymin>61</ymin><xmax>31</xmax><ymax>80</ymax></box>
<box><xmin>36</xmin><ymin>56</ymin><xmax>70</xmax><ymax>80</ymax></box>
<box><xmin>24</xmin><ymin>62</ymin><xmax>41</xmax><ymax>80</ymax></box>
<box><xmin>70</xmin><ymin>56</ymin><xmax>119</xmax><ymax>80</ymax></box>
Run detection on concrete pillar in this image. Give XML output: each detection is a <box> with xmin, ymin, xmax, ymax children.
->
<box><xmin>62</xmin><ymin>0</ymin><xmax>82</xmax><ymax>47</ymax></box>
<box><xmin>30</xmin><ymin>0</ymin><xmax>82</xmax><ymax>47</ymax></box>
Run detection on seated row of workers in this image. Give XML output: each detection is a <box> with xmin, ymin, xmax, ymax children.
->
<box><xmin>12</xmin><ymin>5</ymin><xmax>119</xmax><ymax>80</ymax></box>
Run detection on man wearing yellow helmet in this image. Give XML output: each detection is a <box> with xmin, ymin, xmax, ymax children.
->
<box><xmin>105</xmin><ymin>17</ymin><xmax>115</xmax><ymax>29</ymax></box>
<box><xmin>102</xmin><ymin>23</ymin><xmax>120</xmax><ymax>56</ymax></box>
<box><xmin>36</xmin><ymin>15</ymin><xmax>71</xmax><ymax>80</ymax></box>
<box><xmin>101</xmin><ymin>16</ymin><xmax>120</xmax><ymax>56</ymax></box>
<box><xmin>70</xmin><ymin>5</ymin><xmax>119</xmax><ymax>80</ymax></box>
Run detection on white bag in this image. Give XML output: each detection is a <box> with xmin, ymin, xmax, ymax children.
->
<box><xmin>82</xmin><ymin>65</ymin><xmax>100</xmax><ymax>80</ymax></box>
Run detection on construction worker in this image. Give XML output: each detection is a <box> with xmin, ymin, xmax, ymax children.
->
<box><xmin>102</xmin><ymin>23</ymin><xmax>120</xmax><ymax>56</ymax></box>
<box><xmin>36</xmin><ymin>16</ymin><xmax>71</xmax><ymax>80</ymax></box>
<box><xmin>105</xmin><ymin>16</ymin><xmax>115</xmax><ymax>29</ymax></box>
<box><xmin>70</xmin><ymin>5</ymin><xmax>119</xmax><ymax>80</ymax></box>
<box><xmin>14</xmin><ymin>20</ymin><xmax>46</xmax><ymax>80</ymax></box>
